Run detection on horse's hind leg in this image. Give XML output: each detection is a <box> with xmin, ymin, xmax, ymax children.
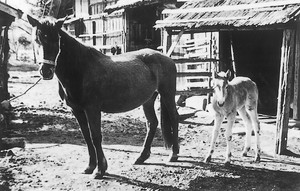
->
<box><xmin>238</xmin><ymin>107</ymin><xmax>253</xmax><ymax>157</ymax></box>
<box><xmin>205</xmin><ymin>113</ymin><xmax>224</xmax><ymax>163</ymax></box>
<box><xmin>160</xmin><ymin>94</ymin><xmax>179</xmax><ymax>162</ymax></box>
<box><xmin>134</xmin><ymin>92</ymin><xmax>158</xmax><ymax>164</ymax></box>
<box><xmin>247</xmin><ymin>108</ymin><xmax>261</xmax><ymax>162</ymax></box>
<box><xmin>72</xmin><ymin>108</ymin><xmax>97</xmax><ymax>174</ymax></box>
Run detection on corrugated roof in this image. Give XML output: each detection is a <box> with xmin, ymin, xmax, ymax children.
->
<box><xmin>155</xmin><ymin>0</ymin><xmax>300</xmax><ymax>29</ymax></box>
<box><xmin>105</xmin><ymin>0</ymin><xmax>162</xmax><ymax>13</ymax></box>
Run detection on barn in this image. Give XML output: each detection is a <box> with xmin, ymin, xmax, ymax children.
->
<box><xmin>155</xmin><ymin>0</ymin><xmax>300</xmax><ymax>155</ymax></box>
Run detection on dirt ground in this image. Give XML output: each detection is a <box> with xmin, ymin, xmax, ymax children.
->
<box><xmin>1</xmin><ymin>60</ymin><xmax>300</xmax><ymax>191</ymax></box>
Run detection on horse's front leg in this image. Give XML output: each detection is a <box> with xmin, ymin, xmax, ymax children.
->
<box><xmin>205</xmin><ymin>113</ymin><xmax>224</xmax><ymax>163</ymax></box>
<box><xmin>238</xmin><ymin>107</ymin><xmax>253</xmax><ymax>157</ymax></box>
<box><xmin>224</xmin><ymin>113</ymin><xmax>236</xmax><ymax>166</ymax></box>
<box><xmin>84</xmin><ymin>106</ymin><xmax>107</xmax><ymax>179</ymax></box>
<box><xmin>72</xmin><ymin>108</ymin><xmax>97</xmax><ymax>174</ymax></box>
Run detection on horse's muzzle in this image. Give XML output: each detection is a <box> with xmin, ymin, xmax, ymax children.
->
<box><xmin>217</xmin><ymin>102</ymin><xmax>225</xmax><ymax>107</ymax></box>
<box><xmin>39</xmin><ymin>64</ymin><xmax>55</xmax><ymax>80</ymax></box>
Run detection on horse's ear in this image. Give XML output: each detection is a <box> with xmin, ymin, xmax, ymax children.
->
<box><xmin>55</xmin><ymin>17</ymin><xmax>67</xmax><ymax>29</ymax></box>
<box><xmin>27</xmin><ymin>15</ymin><xmax>40</xmax><ymax>27</ymax></box>
<box><xmin>226</xmin><ymin>70</ymin><xmax>231</xmax><ymax>79</ymax></box>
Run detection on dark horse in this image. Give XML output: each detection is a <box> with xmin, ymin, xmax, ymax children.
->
<box><xmin>27</xmin><ymin>15</ymin><xmax>179</xmax><ymax>179</ymax></box>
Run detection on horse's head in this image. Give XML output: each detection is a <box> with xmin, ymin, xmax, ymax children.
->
<box><xmin>27</xmin><ymin>15</ymin><xmax>65</xmax><ymax>80</ymax></box>
<box><xmin>213</xmin><ymin>70</ymin><xmax>231</xmax><ymax>107</ymax></box>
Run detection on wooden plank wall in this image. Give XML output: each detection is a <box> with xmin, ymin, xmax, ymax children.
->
<box><xmin>79</xmin><ymin>11</ymin><xmax>125</xmax><ymax>54</ymax></box>
<box><xmin>171</xmin><ymin>32</ymin><xmax>218</xmax><ymax>95</ymax></box>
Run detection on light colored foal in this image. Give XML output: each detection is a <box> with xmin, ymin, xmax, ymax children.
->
<box><xmin>205</xmin><ymin>70</ymin><xmax>261</xmax><ymax>165</ymax></box>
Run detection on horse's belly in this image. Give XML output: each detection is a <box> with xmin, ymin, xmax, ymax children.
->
<box><xmin>100</xmin><ymin>89</ymin><xmax>156</xmax><ymax>113</ymax></box>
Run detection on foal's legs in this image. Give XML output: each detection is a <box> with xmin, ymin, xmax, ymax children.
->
<box><xmin>205</xmin><ymin>113</ymin><xmax>224</xmax><ymax>163</ymax></box>
<box><xmin>134</xmin><ymin>92</ymin><xmax>158</xmax><ymax>164</ymax></box>
<box><xmin>224</xmin><ymin>112</ymin><xmax>236</xmax><ymax>165</ymax></box>
<box><xmin>72</xmin><ymin>108</ymin><xmax>97</xmax><ymax>174</ymax></box>
<box><xmin>84</xmin><ymin>106</ymin><xmax>107</xmax><ymax>179</ymax></box>
<box><xmin>238</xmin><ymin>107</ymin><xmax>253</xmax><ymax>157</ymax></box>
<box><xmin>247</xmin><ymin>108</ymin><xmax>261</xmax><ymax>162</ymax></box>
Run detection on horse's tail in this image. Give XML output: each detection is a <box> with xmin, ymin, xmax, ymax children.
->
<box><xmin>160</xmin><ymin>97</ymin><xmax>174</xmax><ymax>148</ymax></box>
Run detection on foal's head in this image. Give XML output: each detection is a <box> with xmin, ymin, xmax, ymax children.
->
<box><xmin>213</xmin><ymin>70</ymin><xmax>231</xmax><ymax>107</ymax></box>
<box><xmin>27</xmin><ymin>15</ymin><xmax>65</xmax><ymax>80</ymax></box>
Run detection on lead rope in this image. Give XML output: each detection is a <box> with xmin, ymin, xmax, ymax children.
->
<box><xmin>1</xmin><ymin>77</ymin><xmax>42</xmax><ymax>109</ymax></box>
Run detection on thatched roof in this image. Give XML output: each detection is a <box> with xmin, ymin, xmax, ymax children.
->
<box><xmin>105</xmin><ymin>0</ymin><xmax>176</xmax><ymax>13</ymax></box>
<box><xmin>155</xmin><ymin>0</ymin><xmax>300</xmax><ymax>30</ymax></box>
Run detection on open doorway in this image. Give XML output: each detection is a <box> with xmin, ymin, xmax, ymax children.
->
<box><xmin>126</xmin><ymin>5</ymin><xmax>161</xmax><ymax>51</ymax></box>
<box><xmin>231</xmin><ymin>30</ymin><xmax>283</xmax><ymax>115</ymax></box>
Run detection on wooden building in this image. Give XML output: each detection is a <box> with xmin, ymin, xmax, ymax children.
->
<box><xmin>68</xmin><ymin>0</ymin><xmax>181</xmax><ymax>54</ymax></box>
<box><xmin>0</xmin><ymin>1</ymin><xmax>22</xmax><ymax>148</ymax></box>
<box><xmin>156</xmin><ymin>0</ymin><xmax>300</xmax><ymax>155</ymax></box>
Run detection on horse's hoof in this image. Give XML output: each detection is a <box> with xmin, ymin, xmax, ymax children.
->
<box><xmin>254</xmin><ymin>155</ymin><xmax>261</xmax><ymax>163</ymax></box>
<box><xmin>82</xmin><ymin>166</ymin><xmax>96</xmax><ymax>174</ymax></box>
<box><xmin>134</xmin><ymin>157</ymin><xmax>146</xmax><ymax>165</ymax></box>
<box><xmin>204</xmin><ymin>156</ymin><xmax>211</xmax><ymax>163</ymax></box>
<box><xmin>94</xmin><ymin>171</ymin><xmax>105</xmax><ymax>179</ymax></box>
<box><xmin>134</xmin><ymin>151</ymin><xmax>151</xmax><ymax>165</ymax></box>
<box><xmin>168</xmin><ymin>154</ymin><xmax>178</xmax><ymax>162</ymax></box>
<box><xmin>224</xmin><ymin>161</ymin><xmax>231</xmax><ymax>167</ymax></box>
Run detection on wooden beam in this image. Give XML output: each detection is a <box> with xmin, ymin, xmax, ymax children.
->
<box><xmin>0</xmin><ymin>2</ymin><xmax>22</xmax><ymax>19</ymax></box>
<box><xmin>162</xmin><ymin>0</ymin><xmax>300</xmax><ymax>14</ymax></box>
<box><xmin>166</xmin><ymin>29</ymin><xmax>184</xmax><ymax>57</ymax></box>
<box><xmin>293</xmin><ymin>22</ymin><xmax>300</xmax><ymax>119</ymax></box>
<box><xmin>156</xmin><ymin>16</ymin><xmax>250</xmax><ymax>25</ymax></box>
<box><xmin>162</xmin><ymin>29</ymin><xmax>171</xmax><ymax>55</ymax></box>
<box><xmin>275</xmin><ymin>29</ymin><xmax>295</xmax><ymax>155</ymax></box>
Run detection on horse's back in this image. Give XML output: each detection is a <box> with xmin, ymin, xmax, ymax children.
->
<box><xmin>230</xmin><ymin>77</ymin><xmax>258</xmax><ymax>93</ymax></box>
<box><xmin>231</xmin><ymin>77</ymin><xmax>259</xmax><ymax>109</ymax></box>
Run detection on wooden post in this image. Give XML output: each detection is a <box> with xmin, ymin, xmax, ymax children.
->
<box><xmin>275</xmin><ymin>29</ymin><xmax>295</xmax><ymax>155</ymax></box>
<box><xmin>293</xmin><ymin>22</ymin><xmax>300</xmax><ymax>119</ymax></box>
<box><xmin>163</xmin><ymin>29</ymin><xmax>171</xmax><ymax>55</ymax></box>
<box><xmin>0</xmin><ymin>25</ymin><xmax>11</xmax><ymax>150</ymax></box>
<box><xmin>166</xmin><ymin>29</ymin><xmax>184</xmax><ymax>57</ymax></box>
<box><xmin>218</xmin><ymin>31</ymin><xmax>231</xmax><ymax>72</ymax></box>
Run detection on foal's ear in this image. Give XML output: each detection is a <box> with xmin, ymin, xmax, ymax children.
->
<box><xmin>225</xmin><ymin>70</ymin><xmax>231</xmax><ymax>79</ymax></box>
<box><xmin>55</xmin><ymin>17</ymin><xmax>67</xmax><ymax>29</ymax></box>
<box><xmin>27</xmin><ymin>15</ymin><xmax>40</xmax><ymax>27</ymax></box>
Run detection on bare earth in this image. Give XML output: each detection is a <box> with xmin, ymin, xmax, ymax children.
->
<box><xmin>1</xmin><ymin>61</ymin><xmax>300</xmax><ymax>191</ymax></box>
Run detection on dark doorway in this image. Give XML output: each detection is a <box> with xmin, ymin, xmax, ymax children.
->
<box><xmin>127</xmin><ymin>5</ymin><xmax>161</xmax><ymax>51</ymax></box>
<box><xmin>232</xmin><ymin>30</ymin><xmax>283</xmax><ymax>115</ymax></box>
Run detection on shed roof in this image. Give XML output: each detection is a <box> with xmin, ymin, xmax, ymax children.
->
<box><xmin>105</xmin><ymin>0</ymin><xmax>176</xmax><ymax>13</ymax></box>
<box><xmin>155</xmin><ymin>0</ymin><xmax>300</xmax><ymax>30</ymax></box>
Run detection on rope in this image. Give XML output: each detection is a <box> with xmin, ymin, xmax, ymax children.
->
<box><xmin>7</xmin><ymin>77</ymin><xmax>42</xmax><ymax>102</ymax></box>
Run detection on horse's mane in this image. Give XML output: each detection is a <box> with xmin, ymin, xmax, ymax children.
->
<box><xmin>59</xmin><ymin>30</ymin><xmax>106</xmax><ymax>59</ymax></box>
<box><xmin>40</xmin><ymin>17</ymin><xmax>106</xmax><ymax>59</ymax></box>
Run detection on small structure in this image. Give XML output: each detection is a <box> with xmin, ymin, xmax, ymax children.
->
<box><xmin>0</xmin><ymin>1</ymin><xmax>22</xmax><ymax>149</ymax></box>
<box><xmin>155</xmin><ymin>0</ymin><xmax>300</xmax><ymax>155</ymax></box>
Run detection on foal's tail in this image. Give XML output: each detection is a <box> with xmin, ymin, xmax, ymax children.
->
<box><xmin>160</xmin><ymin>97</ymin><xmax>176</xmax><ymax>148</ymax></box>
